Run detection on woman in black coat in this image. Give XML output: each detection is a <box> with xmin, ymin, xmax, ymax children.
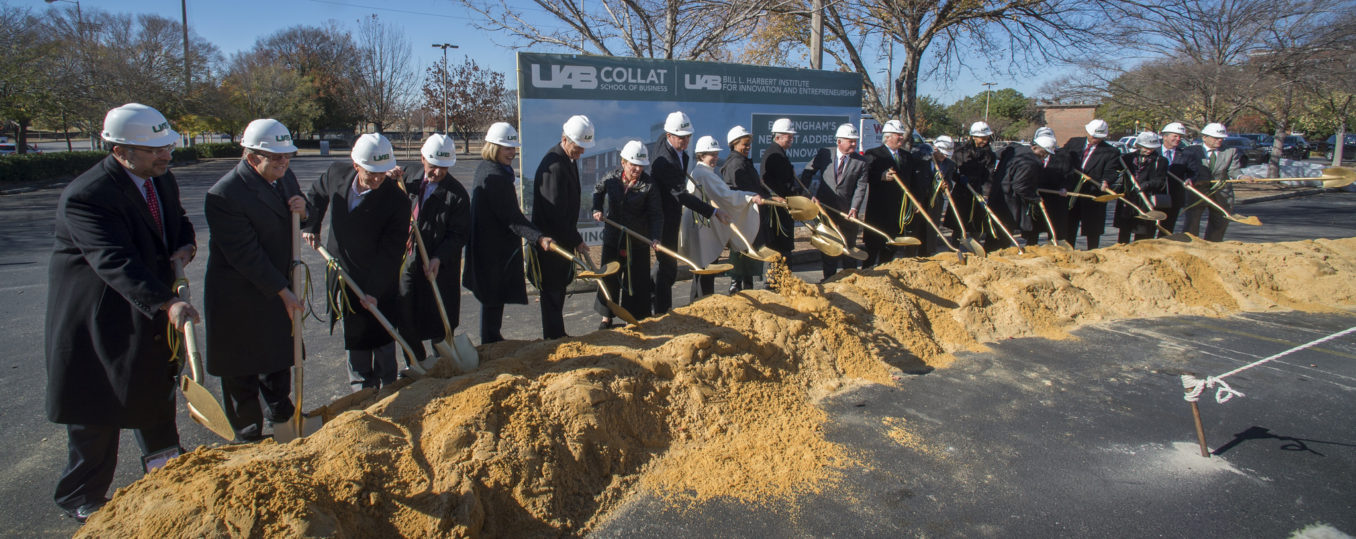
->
<box><xmin>463</xmin><ymin>122</ymin><xmax>552</xmax><ymax>344</ymax></box>
<box><xmin>591</xmin><ymin>140</ymin><xmax>662</xmax><ymax>328</ymax></box>
<box><xmin>1113</xmin><ymin>134</ymin><xmax>1169</xmax><ymax>244</ymax></box>
<box><xmin>397</xmin><ymin>134</ymin><xmax>470</xmax><ymax>362</ymax></box>
<box><xmin>304</xmin><ymin>134</ymin><xmax>410</xmax><ymax>391</ymax></box>
<box><xmin>721</xmin><ymin>127</ymin><xmax>763</xmax><ymax>292</ymax></box>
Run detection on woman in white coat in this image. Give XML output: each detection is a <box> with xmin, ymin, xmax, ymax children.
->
<box><xmin>680</xmin><ymin>135</ymin><xmax>761</xmax><ymax>300</ymax></box>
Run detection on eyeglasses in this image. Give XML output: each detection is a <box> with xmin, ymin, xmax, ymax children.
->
<box><xmin>257</xmin><ymin>150</ymin><xmax>297</xmax><ymax>160</ymax></box>
<box><xmin>128</xmin><ymin>144</ymin><xmax>175</xmax><ymax>155</ymax></box>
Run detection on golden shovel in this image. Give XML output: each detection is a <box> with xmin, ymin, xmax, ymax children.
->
<box><xmin>818</xmin><ymin>203</ymin><xmax>921</xmax><ymax>247</ymax></box>
<box><xmin>1036</xmin><ymin>197</ymin><xmax>1074</xmax><ymax>250</ymax></box>
<box><xmin>601</xmin><ymin>217</ymin><xmax>735</xmax><ymax>275</ymax></box>
<box><xmin>1225</xmin><ymin>166</ymin><xmax>1356</xmax><ymax>189</ymax></box>
<box><xmin>392</xmin><ymin>176</ymin><xmax>471</xmax><ymax>373</ymax></box>
<box><xmin>315</xmin><ymin>246</ymin><xmax>427</xmax><ymax>378</ymax></box>
<box><xmin>890</xmin><ymin>169</ymin><xmax>965</xmax><ymax>262</ymax></box>
<box><xmin>275</xmin><ymin>213</ymin><xmax>322</xmax><ymax>442</ymax></box>
<box><xmin>170</xmin><ymin>261</ymin><xmax>235</xmax><ymax>442</ymax></box>
<box><xmin>707</xmin><ymin>199</ymin><xmax>780</xmax><ymax>262</ymax></box>
<box><xmin>934</xmin><ymin>172</ymin><xmax>987</xmax><ymax>258</ymax></box>
<box><xmin>967</xmin><ymin>184</ymin><xmax>1024</xmax><ymax>254</ymax></box>
<box><xmin>1168</xmin><ymin>172</ymin><xmax>1262</xmax><ymax>226</ymax></box>
<box><xmin>550</xmin><ymin>239</ymin><xmax>638</xmax><ymax>325</ymax></box>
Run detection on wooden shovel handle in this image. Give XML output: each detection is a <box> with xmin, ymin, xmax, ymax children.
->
<box><xmin>889</xmin><ymin>170</ymin><xmax>959</xmax><ymax>253</ymax></box>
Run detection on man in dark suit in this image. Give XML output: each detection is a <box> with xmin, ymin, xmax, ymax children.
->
<box><xmin>1157</xmin><ymin>122</ymin><xmax>1201</xmax><ymax>237</ymax></box>
<box><xmin>46</xmin><ymin>103</ymin><xmax>198</xmax><ymax>523</ymax></box>
<box><xmin>649</xmin><ymin>111</ymin><xmax>723</xmax><ymax>314</ymax></box>
<box><xmin>203</xmin><ymin>119</ymin><xmax>308</xmax><ymax>442</ymax></box>
<box><xmin>760</xmin><ymin>117</ymin><xmax>807</xmax><ymax>269</ymax></box>
<box><xmin>800</xmin><ymin>123</ymin><xmax>869</xmax><ymax>280</ymax></box>
<box><xmin>303</xmin><ymin>134</ymin><xmax>411</xmax><ymax>391</ymax></box>
<box><xmin>1061</xmin><ymin>119</ymin><xmax>1122</xmax><ymax>249</ymax></box>
<box><xmin>529</xmin><ymin>116</ymin><xmax>591</xmax><ymax>339</ymax></box>
<box><xmin>861</xmin><ymin>119</ymin><xmax>923</xmax><ymax>267</ymax></box>
<box><xmin>397</xmin><ymin>134</ymin><xmax>472</xmax><ymax>356</ymax></box>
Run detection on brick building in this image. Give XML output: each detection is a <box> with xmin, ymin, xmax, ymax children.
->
<box><xmin>1036</xmin><ymin>104</ymin><xmax>1099</xmax><ymax>145</ymax></box>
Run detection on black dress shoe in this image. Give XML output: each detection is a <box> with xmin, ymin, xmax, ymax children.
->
<box><xmin>63</xmin><ymin>500</ymin><xmax>106</xmax><ymax>523</ymax></box>
<box><xmin>597</xmin><ymin>319</ymin><xmax>613</xmax><ymax>330</ymax></box>
<box><xmin>728</xmin><ymin>281</ymin><xmax>742</xmax><ymax>295</ymax></box>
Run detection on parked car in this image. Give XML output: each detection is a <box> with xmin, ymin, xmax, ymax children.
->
<box><xmin>1220</xmin><ymin>136</ymin><xmax>1267</xmax><ymax>167</ymax></box>
<box><xmin>0</xmin><ymin>143</ymin><xmax>40</xmax><ymax>155</ymax></box>
<box><xmin>1235</xmin><ymin>133</ymin><xmax>1273</xmax><ymax>150</ymax></box>
<box><xmin>1113</xmin><ymin>136</ymin><xmax>1137</xmax><ymax>152</ymax></box>
<box><xmin>1324</xmin><ymin>134</ymin><xmax>1356</xmax><ymax>163</ymax></box>
<box><xmin>1279</xmin><ymin>135</ymin><xmax>1310</xmax><ymax>160</ymax></box>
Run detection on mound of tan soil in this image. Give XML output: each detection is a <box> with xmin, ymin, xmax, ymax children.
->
<box><xmin>80</xmin><ymin>237</ymin><xmax>1356</xmax><ymax>537</ymax></box>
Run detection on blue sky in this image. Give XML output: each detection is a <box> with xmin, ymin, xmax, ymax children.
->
<box><xmin>40</xmin><ymin>0</ymin><xmax>1055</xmax><ymax>105</ymax></box>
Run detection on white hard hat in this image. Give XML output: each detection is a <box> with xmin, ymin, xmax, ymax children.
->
<box><xmin>1085</xmin><ymin>119</ymin><xmax>1109</xmax><ymax>138</ymax></box>
<box><xmin>1034</xmin><ymin>135</ymin><xmax>1058</xmax><ymax>153</ymax></box>
<box><xmin>727</xmin><ymin>125</ymin><xmax>752</xmax><ymax>145</ymax></box>
<box><xmin>101</xmin><ymin>103</ymin><xmax>179</xmax><ymax>147</ymax></box>
<box><xmin>1135</xmin><ymin>131</ymin><xmax>1162</xmax><ymax>149</ymax></box>
<box><xmin>1034</xmin><ymin>126</ymin><xmax>1055</xmax><ymax>139</ymax></box>
<box><xmin>421</xmin><ymin>133</ymin><xmax>457</xmax><ymax>167</ymax></box>
<box><xmin>771</xmin><ymin>118</ymin><xmax>797</xmax><ymax>135</ymax></box>
<box><xmin>620</xmin><ymin>140</ymin><xmax>650</xmax><ymax>166</ymax></box>
<box><xmin>1161</xmin><ymin>122</ymin><xmax>1187</xmax><ymax>136</ymax></box>
<box><xmin>664</xmin><ymin>111</ymin><xmax>693</xmax><ymax>136</ymax></box>
<box><xmin>835</xmin><ymin>123</ymin><xmax>859</xmax><ymax>140</ymax></box>
<box><xmin>241</xmin><ymin>119</ymin><xmax>297</xmax><ymax>153</ymax></box>
<box><xmin>969</xmin><ymin>121</ymin><xmax>993</xmax><ymax>137</ymax></box>
<box><xmin>563</xmin><ymin>115</ymin><xmax>596</xmax><ymax>149</ymax></box>
<box><xmin>485</xmin><ymin>122</ymin><xmax>520</xmax><ymax>147</ymax></box>
<box><xmin>933</xmin><ymin>135</ymin><xmax>955</xmax><ymax>158</ymax></box>
<box><xmin>881</xmin><ymin>120</ymin><xmax>906</xmax><ymax>134</ymax></box>
<box><xmin>695</xmin><ymin>135</ymin><xmax>721</xmax><ymax>154</ymax></box>
<box><xmin>1201</xmin><ymin>122</ymin><xmax>1228</xmax><ymax>138</ymax></box>
<box><xmin>350</xmin><ymin>133</ymin><xmax>397</xmax><ymax>173</ymax></box>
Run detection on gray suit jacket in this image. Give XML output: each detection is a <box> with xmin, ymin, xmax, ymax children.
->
<box><xmin>1195</xmin><ymin>144</ymin><xmax>1242</xmax><ymax>187</ymax></box>
<box><xmin>801</xmin><ymin>147</ymin><xmax>869</xmax><ymax>215</ymax></box>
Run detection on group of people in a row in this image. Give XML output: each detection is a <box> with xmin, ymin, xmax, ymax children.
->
<box><xmin>42</xmin><ymin>101</ymin><xmax>1250</xmax><ymax>523</ymax></box>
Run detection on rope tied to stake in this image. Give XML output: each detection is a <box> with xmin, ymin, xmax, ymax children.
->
<box><xmin>1181</xmin><ymin>325</ymin><xmax>1356</xmax><ymax>404</ymax></box>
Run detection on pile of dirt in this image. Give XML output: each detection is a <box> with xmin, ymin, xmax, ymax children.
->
<box><xmin>80</xmin><ymin>237</ymin><xmax>1356</xmax><ymax>537</ymax></box>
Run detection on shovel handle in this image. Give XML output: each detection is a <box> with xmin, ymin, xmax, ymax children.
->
<box><xmin>1167</xmin><ymin>171</ymin><xmax>1257</xmax><ymax>224</ymax></box>
<box><xmin>1036</xmin><ymin>197</ymin><xmax>1065</xmax><ymax>247</ymax></box>
<box><xmin>291</xmin><ymin>212</ymin><xmax>305</xmax><ymax>435</ymax></box>
<box><xmin>966</xmin><ymin>183</ymin><xmax>1024</xmax><ymax>254</ymax></box>
<box><xmin>890</xmin><ymin>170</ymin><xmax>959</xmax><ymax>253</ymax></box>
<box><xmin>316</xmin><ymin>246</ymin><xmax>425</xmax><ymax>375</ymax></box>
<box><xmin>600</xmin><ymin>217</ymin><xmax>701</xmax><ymax>270</ymax></box>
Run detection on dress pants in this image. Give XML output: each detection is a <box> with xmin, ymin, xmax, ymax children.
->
<box><xmin>221</xmin><ymin>368</ymin><xmax>294</xmax><ymax>440</ymax></box>
<box><xmin>690</xmin><ymin>273</ymin><xmax>715</xmax><ymax>301</ymax></box>
<box><xmin>480</xmin><ymin>303</ymin><xmax>505</xmax><ymax>344</ymax></box>
<box><xmin>652</xmin><ymin>220</ymin><xmax>680</xmax><ymax>315</ymax></box>
<box><xmin>55</xmin><ymin>420</ymin><xmax>179</xmax><ymax>511</ymax></box>
<box><xmin>347</xmin><ymin>343</ymin><xmax>396</xmax><ymax>392</ymax></box>
<box><xmin>1181</xmin><ymin>189</ymin><xmax>1233</xmax><ymax>241</ymax></box>
<box><xmin>540</xmin><ymin>287</ymin><xmax>568</xmax><ymax>339</ymax></box>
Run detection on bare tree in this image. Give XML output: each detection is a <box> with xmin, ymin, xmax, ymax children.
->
<box><xmin>453</xmin><ymin>0</ymin><xmax>778</xmax><ymax>60</ymax></box>
<box><xmin>1299</xmin><ymin>13</ymin><xmax>1356</xmax><ymax>164</ymax></box>
<box><xmin>352</xmin><ymin>14</ymin><xmax>415</xmax><ymax>133</ymax></box>
<box><xmin>763</xmin><ymin>0</ymin><xmax>1109</xmax><ymax>146</ymax></box>
<box><xmin>422</xmin><ymin>56</ymin><xmax>509</xmax><ymax>154</ymax></box>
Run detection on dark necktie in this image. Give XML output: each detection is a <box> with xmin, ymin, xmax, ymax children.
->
<box><xmin>680</xmin><ymin>151</ymin><xmax>688</xmax><ymax>171</ymax></box>
<box><xmin>143</xmin><ymin>178</ymin><xmax>163</xmax><ymax>238</ymax></box>
<box><xmin>835</xmin><ymin>154</ymin><xmax>846</xmax><ymax>180</ymax></box>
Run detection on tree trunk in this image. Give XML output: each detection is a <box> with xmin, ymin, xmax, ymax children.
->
<box><xmin>17</xmin><ymin>118</ymin><xmax>31</xmax><ymax>155</ymax></box>
<box><xmin>1334</xmin><ymin>120</ymin><xmax>1347</xmax><ymax>167</ymax></box>
<box><xmin>899</xmin><ymin>47</ymin><xmax>923</xmax><ymax>149</ymax></box>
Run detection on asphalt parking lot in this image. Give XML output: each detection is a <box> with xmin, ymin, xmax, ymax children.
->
<box><xmin>1</xmin><ymin>154</ymin><xmax>1353</xmax><ymax>536</ymax></box>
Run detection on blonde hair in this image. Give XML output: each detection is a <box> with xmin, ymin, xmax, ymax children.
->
<box><xmin>480</xmin><ymin>141</ymin><xmax>501</xmax><ymax>162</ymax></box>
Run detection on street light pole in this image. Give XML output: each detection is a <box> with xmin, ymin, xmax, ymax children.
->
<box><xmin>982</xmin><ymin>82</ymin><xmax>996</xmax><ymax>122</ymax></box>
<box><xmin>432</xmin><ymin>43</ymin><xmax>458</xmax><ymax>134</ymax></box>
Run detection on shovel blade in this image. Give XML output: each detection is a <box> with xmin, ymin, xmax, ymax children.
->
<box><xmin>964</xmin><ymin>238</ymin><xmax>987</xmax><ymax>258</ymax></box>
<box><xmin>181</xmin><ymin>378</ymin><xmax>235</xmax><ymax>441</ymax></box>
<box><xmin>1232</xmin><ymin>215</ymin><xmax>1262</xmax><ymax>226</ymax></box>
<box><xmin>690</xmin><ymin>262</ymin><xmax>735</xmax><ymax>275</ymax></box>
<box><xmin>888</xmin><ymin>236</ymin><xmax>923</xmax><ymax>247</ymax></box>
<box><xmin>430</xmin><ymin>341</ymin><xmax>459</xmax><ymax>373</ymax></box>
<box><xmin>453</xmin><ymin>334</ymin><xmax>479</xmax><ymax>372</ymax></box>
<box><xmin>273</xmin><ymin>412</ymin><xmax>323</xmax><ymax>443</ymax></box>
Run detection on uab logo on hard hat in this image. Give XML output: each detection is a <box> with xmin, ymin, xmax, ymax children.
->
<box><xmin>151</xmin><ymin>122</ymin><xmax>169</xmax><ymax>133</ymax></box>
<box><xmin>275</xmin><ymin>134</ymin><xmax>292</xmax><ymax>142</ymax></box>
<box><xmin>373</xmin><ymin>153</ymin><xmax>390</xmax><ymax>161</ymax></box>
<box><xmin>436</xmin><ymin>151</ymin><xmax>451</xmax><ymax>157</ymax></box>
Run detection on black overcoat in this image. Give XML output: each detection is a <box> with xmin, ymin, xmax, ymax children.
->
<box><xmin>464</xmin><ymin>160</ymin><xmax>543</xmax><ymax>306</ymax></box>
<box><xmin>1062</xmin><ymin>137</ymin><xmax>1123</xmax><ymax>237</ymax></box>
<box><xmin>399</xmin><ymin>165</ymin><xmax>470</xmax><ymax>339</ymax></box>
<box><xmin>203</xmin><ymin>160</ymin><xmax>309</xmax><ymax>377</ymax></box>
<box><xmin>46</xmin><ymin>154</ymin><xmax>195</xmax><ymax>428</ymax></box>
<box><xmin>861</xmin><ymin>144</ymin><xmax>921</xmax><ymax>236</ymax></box>
<box><xmin>529</xmin><ymin>144</ymin><xmax>583</xmax><ymax>291</ymax></box>
<box><xmin>305</xmin><ymin>161</ymin><xmax>409</xmax><ymax>350</ymax></box>
<box><xmin>1111</xmin><ymin>152</ymin><xmax>1169</xmax><ymax>230</ymax></box>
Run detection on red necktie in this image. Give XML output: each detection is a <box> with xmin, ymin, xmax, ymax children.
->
<box><xmin>836</xmin><ymin>154</ymin><xmax>846</xmax><ymax>179</ymax></box>
<box><xmin>143</xmin><ymin>178</ymin><xmax>163</xmax><ymax>238</ymax></box>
